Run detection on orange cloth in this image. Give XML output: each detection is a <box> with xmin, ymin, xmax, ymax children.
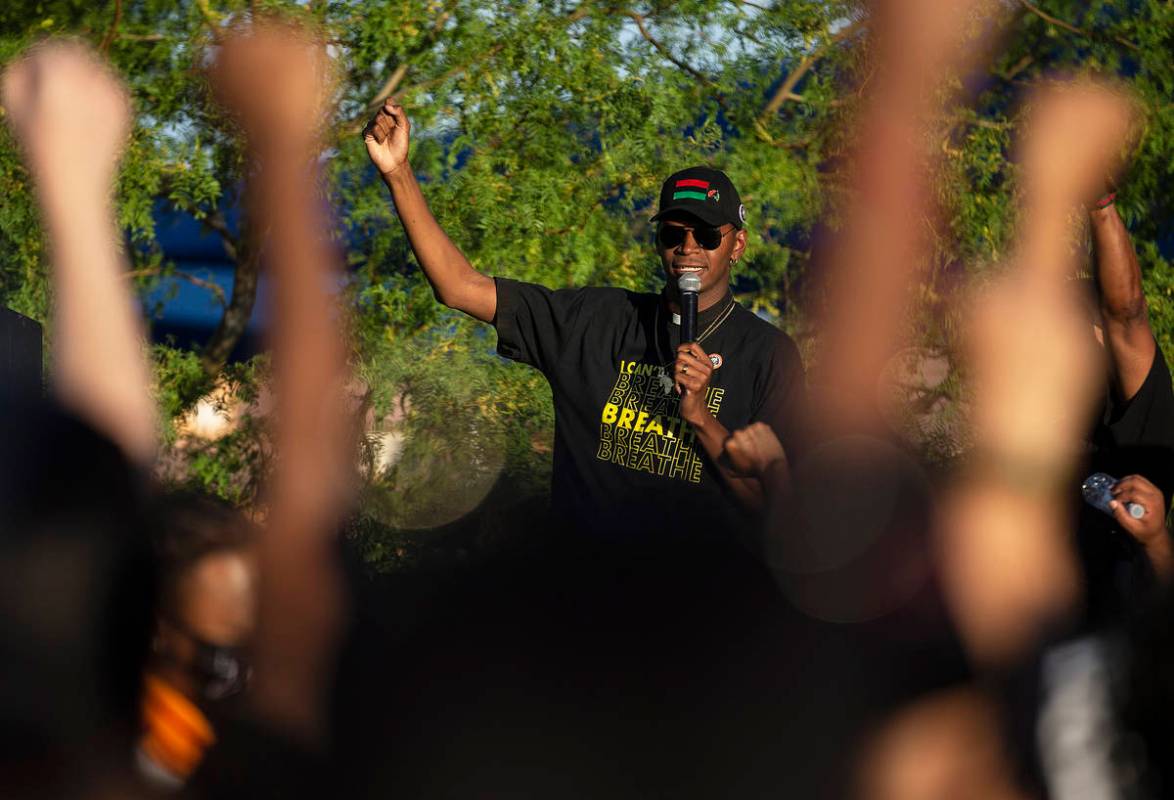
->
<box><xmin>139</xmin><ymin>674</ymin><xmax>216</xmax><ymax>781</ymax></box>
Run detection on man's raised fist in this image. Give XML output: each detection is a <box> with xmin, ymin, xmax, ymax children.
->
<box><xmin>363</xmin><ymin>100</ymin><xmax>411</xmax><ymax>178</ymax></box>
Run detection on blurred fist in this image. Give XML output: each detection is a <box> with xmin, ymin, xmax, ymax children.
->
<box><xmin>1019</xmin><ymin>80</ymin><xmax>1140</xmax><ymax>210</ymax></box>
<box><xmin>208</xmin><ymin>21</ymin><xmax>332</xmax><ymax>150</ymax></box>
<box><xmin>870</xmin><ymin>0</ymin><xmax>999</xmax><ymax>79</ymax></box>
<box><xmin>363</xmin><ymin>101</ymin><xmax>410</xmax><ymax>178</ymax></box>
<box><xmin>724</xmin><ymin>422</ymin><xmax>787</xmax><ymax>478</ymax></box>
<box><xmin>2</xmin><ymin>41</ymin><xmax>130</xmax><ymax>187</ymax></box>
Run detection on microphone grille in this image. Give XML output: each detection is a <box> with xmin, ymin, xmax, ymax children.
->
<box><xmin>677</xmin><ymin>274</ymin><xmax>702</xmax><ymax>294</ymax></box>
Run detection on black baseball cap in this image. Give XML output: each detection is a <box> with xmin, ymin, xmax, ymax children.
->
<box><xmin>650</xmin><ymin>166</ymin><xmax>746</xmax><ymax>229</ymax></box>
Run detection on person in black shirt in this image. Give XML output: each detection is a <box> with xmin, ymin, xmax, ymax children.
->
<box><xmin>363</xmin><ymin>103</ymin><xmax>804</xmax><ymax>542</ymax></box>
<box><xmin>358</xmin><ymin>100</ymin><xmax>808</xmax><ymax>797</ymax></box>
<box><xmin>1077</xmin><ymin>195</ymin><xmax>1174</xmax><ymax>623</ymax></box>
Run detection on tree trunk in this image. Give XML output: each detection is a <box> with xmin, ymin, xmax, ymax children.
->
<box><xmin>201</xmin><ymin>209</ymin><xmax>261</xmax><ymax>375</ymax></box>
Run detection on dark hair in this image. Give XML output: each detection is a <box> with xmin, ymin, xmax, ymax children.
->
<box><xmin>152</xmin><ymin>491</ymin><xmax>256</xmax><ymax>618</ymax></box>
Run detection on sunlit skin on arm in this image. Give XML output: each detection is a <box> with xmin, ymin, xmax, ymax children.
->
<box><xmin>209</xmin><ymin>21</ymin><xmax>351</xmax><ymax>745</ymax></box>
<box><xmin>1090</xmin><ymin>202</ymin><xmax>1154</xmax><ymax>400</ymax></box>
<box><xmin>941</xmin><ymin>80</ymin><xmax>1137</xmax><ymax>666</ymax></box>
<box><xmin>364</xmin><ymin>102</ymin><xmax>497</xmax><ymax>323</ymax></box>
<box><xmin>1</xmin><ymin>44</ymin><xmax>157</xmax><ymax>465</ymax></box>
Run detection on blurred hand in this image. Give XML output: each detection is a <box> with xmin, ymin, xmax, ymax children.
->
<box><xmin>2</xmin><ymin>42</ymin><xmax>130</xmax><ymax>188</ymax></box>
<box><xmin>1019</xmin><ymin>80</ymin><xmax>1140</xmax><ymax>213</ymax></box>
<box><xmin>363</xmin><ymin>101</ymin><xmax>411</xmax><ymax>178</ymax></box>
<box><xmin>208</xmin><ymin>21</ymin><xmax>331</xmax><ymax>151</ymax></box>
<box><xmin>724</xmin><ymin>422</ymin><xmax>787</xmax><ymax>478</ymax></box>
<box><xmin>1110</xmin><ymin>474</ymin><xmax>1167</xmax><ymax>548</ymax></box>
<box><xmin>870</xmin><ymin>0</ymin><xmax>999</xmax><ymax>79</ymax></box>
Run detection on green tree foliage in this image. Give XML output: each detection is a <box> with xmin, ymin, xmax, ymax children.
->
<box><xmin>1</xmin><ymin>1</ymin><xmax>1170</xmax><ymax>568</ymax></box>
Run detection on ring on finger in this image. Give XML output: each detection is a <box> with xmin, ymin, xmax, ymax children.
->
<box><xmin>682</xmin><ymin>365</ymin><xmax>688</xmax><ymax>374</ymax></box>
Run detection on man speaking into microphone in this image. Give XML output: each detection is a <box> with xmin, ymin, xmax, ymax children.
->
<box><xmin>363</xmin><ymin>108</ymin><xmax>808</xmax><ymax>788</ymax></box>
<box><xmin>364</xmin><ymin>102</ymin><xmax>805</xmax><ymax>541</ymax></box>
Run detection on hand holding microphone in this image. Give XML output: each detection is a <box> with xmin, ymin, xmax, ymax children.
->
<box><xmin>678</xmin><ymin>273</ymin><xmax>700</xmax><ymax>344</ymax></box>
<box><xmin>1108</xmin><ymin>474</ymin><xmax>1167</xmax><ymax>548</ymax></box>
<box><xmin>673</xmin><ymin>273</ymin><xmax>714</xmax><ymax>427</ymax></box>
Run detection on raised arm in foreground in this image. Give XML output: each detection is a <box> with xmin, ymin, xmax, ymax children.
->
<box><xmin>2</xmin><ymin>44</ymin><xmax>157</xmax><ymax>465</ymax></box>
<box><xmin>941</xmin><ymin>81</ymin><xmax>1137</xmax><ymax>666</ymax></box>
<box><xmin>364</xmin><ymin>102</ymin><xmax>496</xmax><ymax>323</ymax></box>
<box><xmin>210</xmin><ymin>21</ymin><xmax>351</xmax><ymax>745</ymax></box>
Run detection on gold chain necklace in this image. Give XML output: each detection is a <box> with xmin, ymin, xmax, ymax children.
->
<box><xmin>653</xmin><ymin>293</ymin><xmax>737</xmax><ymax>367</ymax></box>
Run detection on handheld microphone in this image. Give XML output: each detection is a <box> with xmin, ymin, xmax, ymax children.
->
<box><xmin>678</xmin><ymin>273</ymin><xmax>701</xmax><ymax>343</ymax></box>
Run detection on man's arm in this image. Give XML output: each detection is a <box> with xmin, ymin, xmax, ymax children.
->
<box><xmin>1091</xmin><ymin>201</ymin><xmax>1154</xmax><ymax>400</ymax></box>
<box><xmin>724</xmin><ymin>421</ymin><xmax>789</xmax><ymax>500</ymax></box>
<box><xmin>2</xmin><ymin>44</ymin><xmax>157</xmax><ymax>465</ymax></box>
<box><xmin>674</xmin><ymin>342</ymin><xmax>766</xmax><ymax>511</ymax></box>
<box><xmin>364</xmin><ymin>102</ymin><xmax>496</xmax><ymax>323</ymax></box>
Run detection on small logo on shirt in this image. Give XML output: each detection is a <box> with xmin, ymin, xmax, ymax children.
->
<box><xmin>709</xmin><ymin>353</ymin><xmax>723</xmax><ymax>369</ymax></box>
<box><xmin>658</xmin><ymin>371</ymin><xmax>675</xmax><ymax>395</ymax></box>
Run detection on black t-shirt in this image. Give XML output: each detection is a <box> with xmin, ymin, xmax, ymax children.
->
<box><xmin>1078</xmin><ymin>342</ymin><xmax>1174</xmax><ymax>622</ymax></box>
<box><xmin>493</xmin><ymin>277</ymin><xmax>805</xmax><ymax>540</ymax></box>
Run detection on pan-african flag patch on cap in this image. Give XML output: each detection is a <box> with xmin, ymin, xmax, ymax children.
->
<box><xmin>672</xmin><ymin>178</ymin><xmax>709</xmax><ymax>202</ymax></box>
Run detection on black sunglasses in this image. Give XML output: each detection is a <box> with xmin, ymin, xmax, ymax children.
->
<box><xmin>161</xmin><ymin>617</ymin><xmax>252</xmax><ymax>701</ymax></box>
<box><xmin>657</xmin><ymin>223</ymin><xmax>732</xmax><ymax>251</ymax></box>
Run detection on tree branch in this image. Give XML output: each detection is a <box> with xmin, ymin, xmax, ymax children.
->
<box><xmin>362</xmin><ymin>4</ymin><xmax>458</xmax><ymax>113</ymax></box>
<box><xmin>1019</xmin><ymin>0</ymin><xmax>1083</xmax><ymax>36</ymax></box>
<box><xmin>347</xmin><ymin>2</ymin><xmax>594</xmax><ymax>136</ymax></box>
<box><xmin>194</xmin><ymin>0</ymin><xmax>225</xmax><ymax>42</ymax></box>
<box><xmin>731</xmin><ymin>25</ymin><xmax>769</xmax><ymax>49</ymax></box>
<box><xmin>399</xmin><ymin>0</ymin><xmax>590</xmax><ymax>98</ymax></box>
<box><xmin>125</xmin><ymin>266</ymin><xmax>228</xmax><ymax>306</ymax></box>
<box><xmin>342</xmin><ymin>43</ymin><xmax>508</xmax><ymax>137</ymax></box>
<box><xmin>201</xmin><ymin>234</ymin><xmax>260</xmax><ymax>374</ymax></box>
<box><xmin>99</xmin><ymin>0</ymin><xmax>123</xmax><ymax>53</ymax></box>
<box><xmin>1018</xmin><ymin>0</ymin><xmax>1139</xmax><ymax>52</ymax></box>
<box><xmin>197</xmin><ymin>206</ymin><xmax>258</xmax><ymax>375</ymax></box>
<box><xmin>1000</xmin><ymin>53</ymin><xmax>1034</xmax><ymax>82</ymax></box>
<box><xmin>366</xmin><ymin>63</ymin><xmax>410</xmax><ymax>112</ymax></box>
<box><xmin>623</xmin><ymin>10</ymin><xmax>714</xmax><ymax>87</ymax></box>
<box><xmin>758</xmin><ymin>19</ymin><xmax>864</xmax><ymax>125</ymax></box>
<box><xmin>204</xmin><ymin>209</ymin><xmax>240</xmax><ymax>262</ymax></box>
